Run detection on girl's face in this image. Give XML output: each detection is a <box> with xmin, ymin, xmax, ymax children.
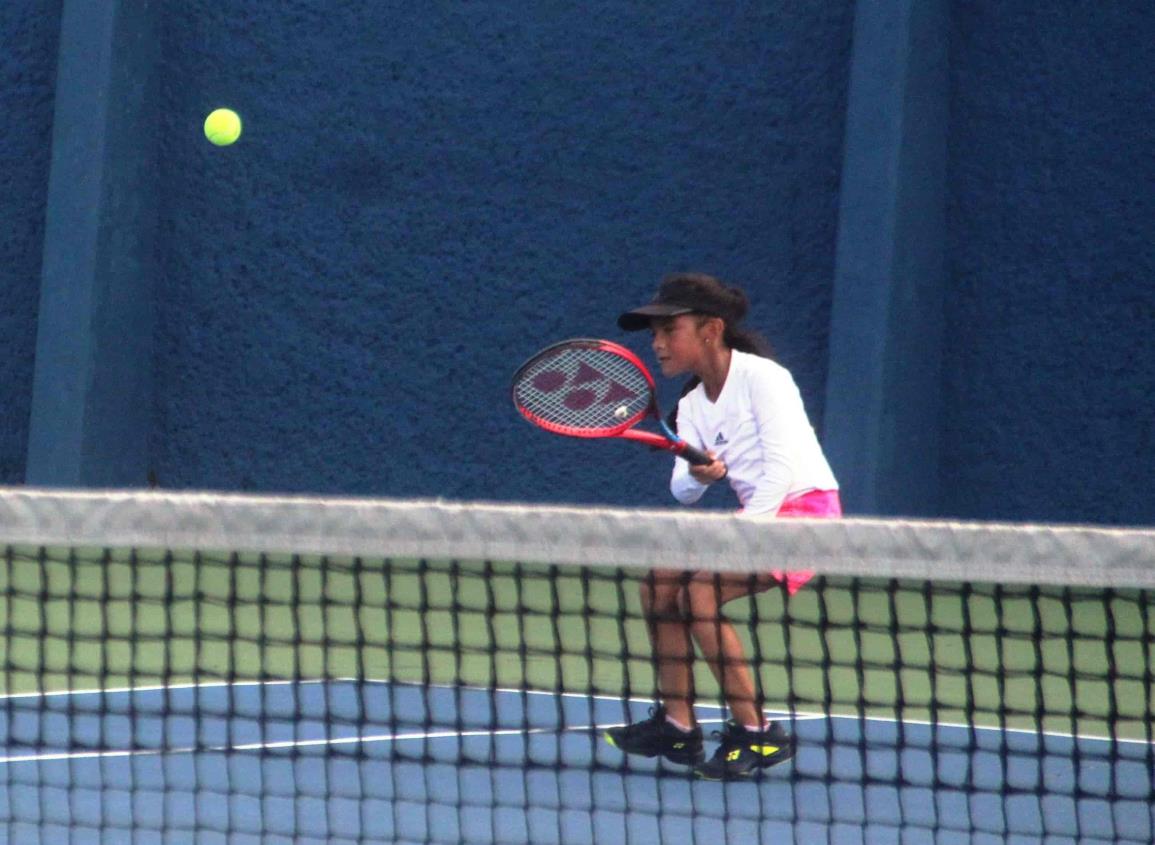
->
<box><xmin>649</xmin><ymin>314</ymin><xmax>710</xmax><ymax>376</ymax></box>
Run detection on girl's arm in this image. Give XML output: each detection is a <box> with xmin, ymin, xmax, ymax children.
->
<box><xmin>670</xmin><ymin>412</ymin><xmax>711</xmax><ymax>505</ymax></box>
<box><xmin>741</xmin><ymin>369</ymin><xmax>796</xmax><ymax>516</ymax></box>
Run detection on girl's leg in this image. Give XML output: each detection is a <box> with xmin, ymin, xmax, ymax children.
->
<box><xmin>686</xmin><ymin>572</ymin><xmax>775</xmax><ymax>728</ymax></box>
<box><xmin>605</xmin><ymin>569</ymin><xmax>705</xmax><ymax>766</ymax></box>
<box><xmin>640</xmin><ymin>568</ymin><xmax>696</xmax><ymax>728</ymax></box>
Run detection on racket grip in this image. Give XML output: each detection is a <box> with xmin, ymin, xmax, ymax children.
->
<box><xmin>676</xmin><ymin>442</ymin><xmax>714</xmax><ymax>466</ymax></box>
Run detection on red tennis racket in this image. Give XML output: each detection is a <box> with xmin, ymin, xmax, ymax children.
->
<box><xmin>511</xmin><ymin>338</ymin><xmax>712</xmax><ymax>465</ymax></box>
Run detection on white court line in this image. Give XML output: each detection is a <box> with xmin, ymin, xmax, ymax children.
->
<box><xmin>0</xmin><ymin>723</ymin><xmax>597</xmax><ymax>766</ymax></box>
<box><xmin>356</xmin><ymin>678</ymin><xmax>1150</xmax><ymax>745</ymax></box>
<box><xmin>0</xmin><ymin>677</ymin><xmax>1148</xmax><ymax>768</ymax></box>
<box><xmin>0</xmin><ymin>679</ymin><xmax>322</xmax><ymax>702</ymax></box>
<box><xmin>0</xmin><ymin>679</ymin><xmax>620</xmax><ymax>765</ymax></box>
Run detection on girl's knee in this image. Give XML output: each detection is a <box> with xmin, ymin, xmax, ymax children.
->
<box><xmin>642</xmin><ymin>581</ymin><xmax>674</xmax><ymax>614</ymax></box>
<box><xmin>686</xmin><ymin>573</ymin><xmax>720</xmax><ymax>605</ymax></box>
<box><xmin>640</xmin><ymin>579</ymin><xmax>683</xmax><ymax>619</ymax></box>
<box><xmin>688</xmin><ymin>571</ymin><xmax>769</xmax><ymax>612</ymax></box>
<box><xmin>685</xmin><ymin>580</ymin><xmax>722</xmax><ymax>627</ymax></box>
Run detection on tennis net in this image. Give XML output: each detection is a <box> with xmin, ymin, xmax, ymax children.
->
<box><xmin>1</xmin><ymin>488</ymin><xmax>1153</xmax><ymax>843</ymax></box>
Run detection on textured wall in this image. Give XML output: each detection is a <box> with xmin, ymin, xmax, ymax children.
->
<box><xmin>0</xmin><ymin>0</ymin><xmax>60</xmax><ymax>483</ymax></box>
<box><xmin>8</xmin><ymin>3</ymin><xmax>1152</xmax><ymax>525</ymax></box>
<box><xmin>151</xmin><ymin>2</ymin><xmax>854</xmax><ymax>506</ymax></box>
<box><xmin>945</xmin><ymin>3</ymin><xmax>1155</xmax><ymax>524</ymax></box>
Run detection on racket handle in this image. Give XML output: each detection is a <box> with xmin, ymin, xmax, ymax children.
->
<box><xmin>616</xmin><ymin>429</ymin><xmax>715</xmax><ymax>465</ymax></box>
<box><xmin>675</xmin><ymin>442</ymin><xmax>714</xmax><ymax>466</ymax></box>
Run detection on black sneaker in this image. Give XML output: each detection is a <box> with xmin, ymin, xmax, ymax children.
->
<box><xmin>604</xmin><ymin>705</ymin><xmax>704</xmax><ymax>766</ymax></box>
<box><xmin>695</xmin><ymin>720</ymin><xmax>796</xmax><ymax>780</ymax></box>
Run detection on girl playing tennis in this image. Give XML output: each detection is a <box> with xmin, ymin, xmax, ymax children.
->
<box><xmin>604</xmin><ymin>273</ymin><xmax>841</xmax><ymax>780</ymax></box>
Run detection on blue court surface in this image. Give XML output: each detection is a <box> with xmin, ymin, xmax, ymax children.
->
<box><xmin>2</xmin><ymin>680</ymin><xmax>1152</xmax><ymax>844</ymax></box>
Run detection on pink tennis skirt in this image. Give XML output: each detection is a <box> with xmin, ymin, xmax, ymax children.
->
<box><xmin>771</xmin><ymin>489</ymin><xmax>842</xmax><ymax>595</ymax></box>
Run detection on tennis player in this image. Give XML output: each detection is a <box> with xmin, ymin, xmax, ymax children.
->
<box><xmin>604</xmin><ymin>273</ymin><xmax>841</xmax><ymax>780</ymax></box>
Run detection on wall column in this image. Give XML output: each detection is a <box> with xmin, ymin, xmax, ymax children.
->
<box><xmin>823</xmin><ymin>0</ymin><xmax>949</xmax><ymax>516</ymax></box>
<box><xmin>26</xmin><ymin>0</ymin><xmax>159</xmax><ymax>486</ymax></box>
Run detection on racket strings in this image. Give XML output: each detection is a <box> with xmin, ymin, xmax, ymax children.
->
<box><xmin>514</xmin><ymin>347</ymin><xmax>651</xmax><ymax>433</ymax></box>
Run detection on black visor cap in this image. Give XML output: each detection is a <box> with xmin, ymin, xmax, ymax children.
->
<box><xmin>617</xmin><ymin>276</ymin><xmax>729</xmax><ymax>331</ymax></box>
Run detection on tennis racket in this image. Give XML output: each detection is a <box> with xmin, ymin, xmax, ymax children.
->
<box><xmin>511</xmin><ymin>338</ymin><xmax>712</xmax><ymax>465</ymax></box>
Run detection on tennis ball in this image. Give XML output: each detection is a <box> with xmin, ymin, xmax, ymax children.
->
<box><xmin>204</xmin><ymin>108</ymin><xmax>242</xmax><ymax>146</ymax></box>
<box><xmin>614</xmin><ymin>405</ymin><xmax>630</xmax><ymax>420</ymax></box>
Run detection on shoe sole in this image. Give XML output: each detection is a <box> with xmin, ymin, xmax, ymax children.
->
<box><xmin>604</xmin><ymin>731</ymin><xmax>704</xmax><ymax>767</ymax></box>
<box><xmin>693</xmin><ymin>741</ymin><xmax>796</xmax><ymax>781</ymax></box>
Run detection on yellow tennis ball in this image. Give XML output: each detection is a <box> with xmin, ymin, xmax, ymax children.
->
<box><xmin>204</xmin><ymin>108</ymin><xmax>242</xmax><ymax>146</ymax></box>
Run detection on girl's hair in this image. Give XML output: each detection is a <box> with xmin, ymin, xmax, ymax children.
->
<box><xmin>658</xmin><ymin>272</ymin><xmax>774</xmax><ymax>358</ymax></box>
<box><xmin>662</xmin><ymin>273</ymin><xmax>774</xmax><ymax>431</ymax></box>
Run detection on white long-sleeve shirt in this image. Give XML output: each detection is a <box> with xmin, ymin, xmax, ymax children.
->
<box><xmin>670</xmin><ymin>350</ymin><xmax>838</xmax><ymax>516</ymax></box>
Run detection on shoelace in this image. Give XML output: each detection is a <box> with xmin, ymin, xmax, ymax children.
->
<box><xmin>624</xmin><ymin>704</ymin><xmax>664</xmax><ymax>735</ymax></box>
<box><xmin>710</xmin><ymin>725</ymin><xmax>738</xmax><ymax>746</ymax></box>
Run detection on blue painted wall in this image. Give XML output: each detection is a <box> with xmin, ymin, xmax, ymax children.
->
<box><xmin>0</xmin><ymin>0</ymin><xmax>60</xmax><ymax>483</ymax></box>
<box><xmin>8</xmin><ymin>2</ymin><xmax>1154</xmax><ymax>524</ymax></box>
<box><xmin>149</xmin><ymin>1</ymin><xmax>854</xmax><ymax>505</ymax></box>
<box><xmin>945</xmin><ymin>3</ymin><xmax>1155</xmax><ymax>524</ymax></box>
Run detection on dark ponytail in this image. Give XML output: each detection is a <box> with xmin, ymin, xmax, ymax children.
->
<box><xmin>712</xmin><ymin>280</ymin><xmax>774</xmax><ymax>359</ymax></box>
<box><xmin>724</xmin><ymin>325</ymin><xmax>774</xmax><ymax>358</ymax></box>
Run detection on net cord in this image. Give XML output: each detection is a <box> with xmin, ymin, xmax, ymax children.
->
<box><xmin>0</xmin><ymin>488</ymin><xmax>1152</xmax><ymax>588</ymax></box>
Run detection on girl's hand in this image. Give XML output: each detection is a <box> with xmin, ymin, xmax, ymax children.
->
<box><xmin>689</xmin><ymin>450</ymin><xmax>728</xmax><ymax>485</ymax></box>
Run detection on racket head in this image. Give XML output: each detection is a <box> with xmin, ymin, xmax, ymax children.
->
<box><xmin>511</xmin><ymin>339</ymin><xmax>656</xmax><ymax>438</ymax></box>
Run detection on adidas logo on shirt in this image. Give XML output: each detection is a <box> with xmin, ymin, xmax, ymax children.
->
<box><xmin>714</xmin><ymin>432</ymin><xmax>728</xmax><ymax>446</ymax></box>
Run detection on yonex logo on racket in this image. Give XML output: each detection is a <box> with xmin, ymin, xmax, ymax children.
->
<box><xmin>512</xmin><ymin>338</ymin><xmax>714</xmax><ymax>465</ymax></box>
<box><xmin>528</xmin><ymin>360</ymin><xmax>640</xmax><ymax>414</ymax></box>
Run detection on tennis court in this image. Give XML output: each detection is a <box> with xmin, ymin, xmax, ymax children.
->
<box><xmin>2</xmin><ymin>490</ymin><xmax>1153</xmax><ymax>842</ymax></box>
<box><xmin>3</xmin><ymin>680</ymin><xmax>1151</xmax><ymax>843</ymax></box>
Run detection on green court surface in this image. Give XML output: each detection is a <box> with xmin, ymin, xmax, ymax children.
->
<box><xmin>3</xmin><ymin>548</ymin><xmax>1151</xmax><ymax>741</ymax></box>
